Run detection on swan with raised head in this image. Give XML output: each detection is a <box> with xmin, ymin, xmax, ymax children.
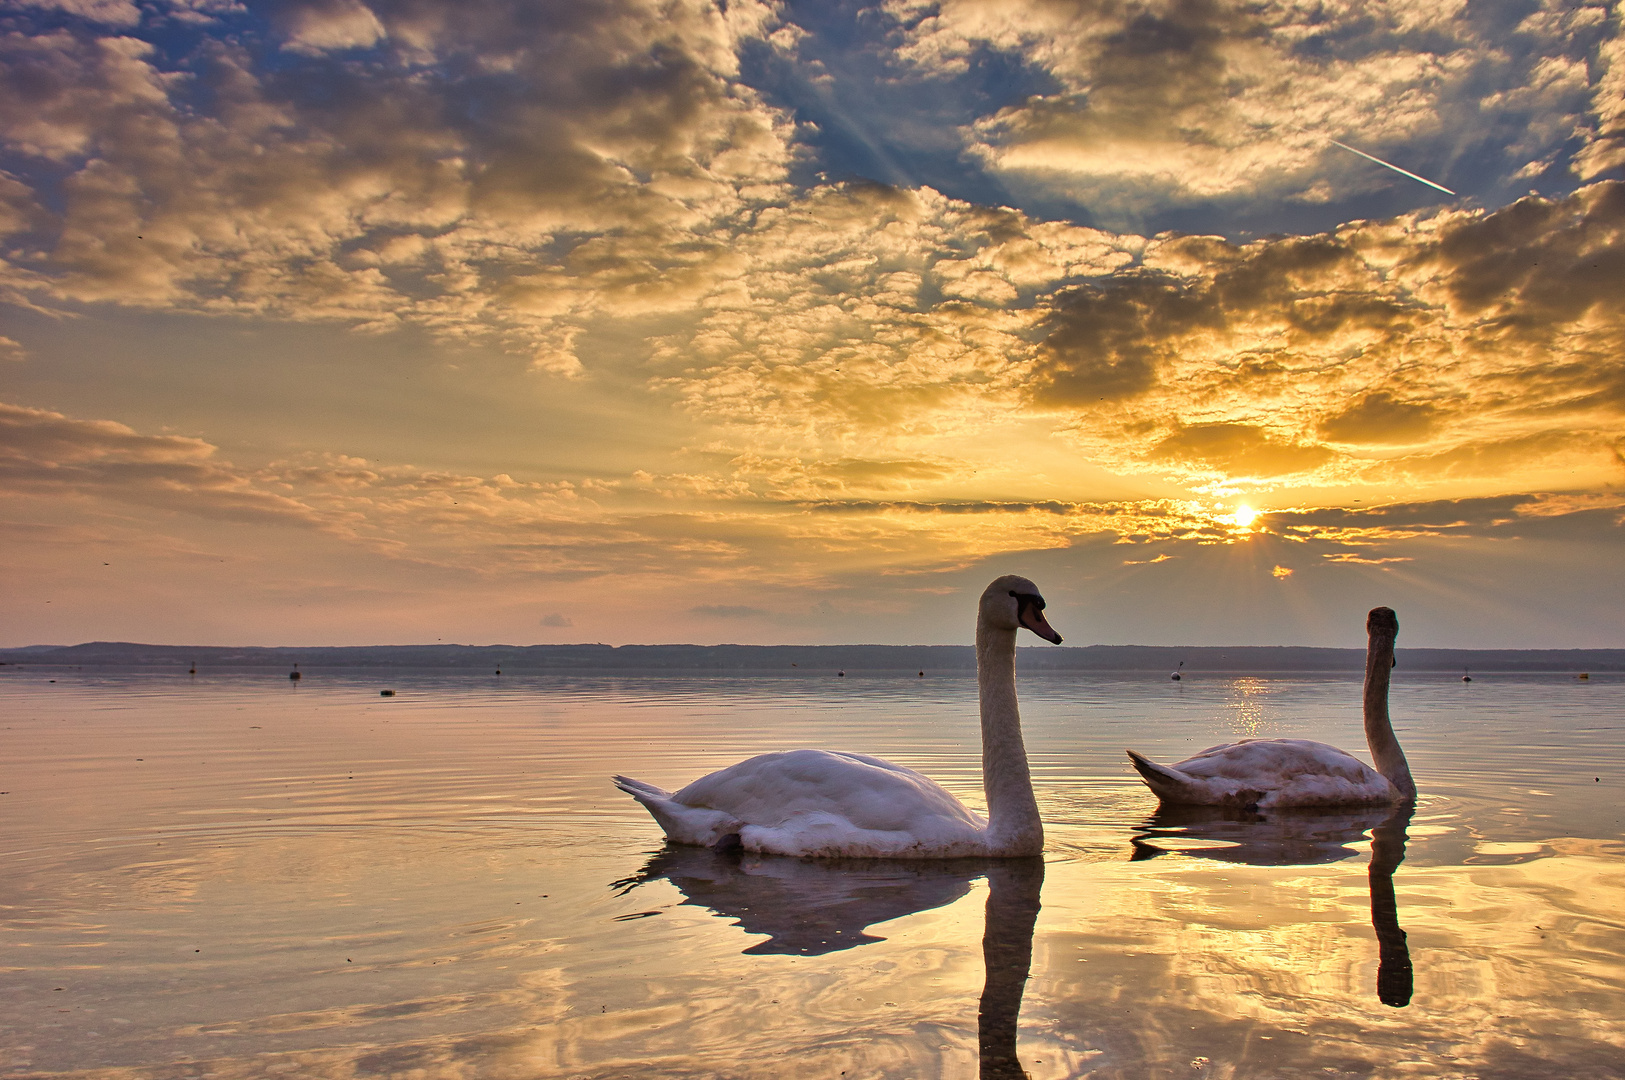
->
<box><xmin>613</xmin><ymin>575</ymin><xmax>1063</xmax><ymax>858</ymax></box>
<box><xmin>1126</xmin><ymin>606</ymin><xmax>1415</xmax><ymax>809</ymax></box>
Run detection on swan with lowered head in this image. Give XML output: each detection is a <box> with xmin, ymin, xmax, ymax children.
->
<box><xmin>1126</xmin><ymin>606</ymin><xmax>1415</xmax><ymax>809</ymax></box>
<box><xmin>613</xmin><ymin>576</ymin><xmax>1063</xmax><ymax>858</ymax></box>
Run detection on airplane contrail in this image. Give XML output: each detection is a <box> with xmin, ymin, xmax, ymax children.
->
<box><xmin>1328</xmin><ymin>139</ymin><xmax>1456</xmax><ymax>195</ymax></box>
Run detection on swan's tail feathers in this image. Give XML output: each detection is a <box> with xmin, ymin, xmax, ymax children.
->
<box><xmin>611</xmin><ymin>775</ymin><xmax>740</xmax><ymax>847</ymax></box>
<box><xmin>1126</xmin><ymin>749</ymin><xmax>1202</xmax><ymax>804</ymax></box>
<box><xmin>612</xmin><ymin>775</ymin><xmax>672</xmax><ymax>800</ymax></box>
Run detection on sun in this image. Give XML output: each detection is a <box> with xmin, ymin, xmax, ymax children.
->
<box><xmin>1232</xmin><ymin>504</ymin><xmax>1259</xmax><ymax>530</ymax></box>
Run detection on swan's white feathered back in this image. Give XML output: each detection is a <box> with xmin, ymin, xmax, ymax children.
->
<box><xmin>1129</xmin><ymin>738</ymin><xmax>1399</xmax><ymax>809</ymax></box>
<box><xmin>676</xmin><ymin>750</ymin><xmax>983</xmax><ymax>831</ymax></box>
<box><xmin>663</xmin><ymin>749</ymin><xmax>991</xmax><ymax>858</ymax></box>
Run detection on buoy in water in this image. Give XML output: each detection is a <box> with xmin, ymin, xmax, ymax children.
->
<box><xmin>380</xmin><ymin>689</ymin><xmax>395</xmax><ymax>697</ymax></box>
<box><xmin>1579</xmin><ymin>672</ymin><xmax>1590</xmax><ymax>680</ymax></box>
<box><xmin>837</xmin><ymin>670</ymin><xmax>845</xmax><ymax>677</ymax></box>
<box><xmin>1171</xmin><ymin>661</ymin><xmax>1184</xmax><ymax>681</ymax></box>
<box><xmin>289</xmin><ymin>665</ymin><xmax>301</xmax><ymax>681</ymax></box>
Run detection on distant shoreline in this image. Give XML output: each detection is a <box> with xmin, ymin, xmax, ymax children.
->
<box><xmin>2</xmin><ymin>641</ymin><xmax>1620</xmax><ymax>674</ymax></box>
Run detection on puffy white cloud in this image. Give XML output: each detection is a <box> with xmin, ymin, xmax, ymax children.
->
<box><xmin>885</xmin><ymin>0</ymin><xmax>1614</xmax><ymax>210</ymax></box>
<box><xmin>276</xmin><ymin>0</ymin><xmax>386</xmax><ymax>55</ymax></box>
<box><xmin>1575</xmin><ymin>12</ymin><xmax>1625</xmax><ymax>179</ymax></box>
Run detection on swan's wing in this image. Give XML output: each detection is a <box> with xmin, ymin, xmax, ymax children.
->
<box><xmin>674</xmin><ymin>749</ymin><xmax>985</xmax><ymax>835</ymax></box>
<box><xmin>1173</xmin><ymin>739</ymin><xmax>1374</xmax><ymax>780</ymax></box>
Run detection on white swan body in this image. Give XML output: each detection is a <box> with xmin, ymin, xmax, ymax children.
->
<box><xmin>616</xmin><ymin>750</ymin><xmax>991</xmax><ymax>858</ymax></box>
<box><xmin>1127</xmin><ymin>607</ymin><xmax>1415</xmax><ymax>810</ymax></box>
<box><xmin>1126</xmin><ymin>739</ymin><xmax>1398</xmax><ymax>809</ymax></box>
<box><xmin>614</xmin><ymin>576</ymin><xmax>1063</xmax><ymax>858</ymax></box>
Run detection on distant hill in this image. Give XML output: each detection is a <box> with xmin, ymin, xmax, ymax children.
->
<box><xmin>1</xmin><ymin>641</ymin><xmax>1619</xmax><ymax>673</ymax></box>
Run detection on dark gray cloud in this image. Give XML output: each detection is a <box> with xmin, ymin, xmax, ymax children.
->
<box><xmin>1030</xmin><ymin>274</ymin><xmax>1218</xmax><ymax>404</ymax></box>
<box><xmin>1268</xmin><ymin>492</ymin><xmax>1625</xmax><ymax>544</ymax></box>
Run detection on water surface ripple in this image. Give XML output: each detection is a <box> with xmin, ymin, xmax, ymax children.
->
<box><xmin>2</xmin><ymin>670</ymin><xmax>1622</xmax><ymax>1078</ymax></box>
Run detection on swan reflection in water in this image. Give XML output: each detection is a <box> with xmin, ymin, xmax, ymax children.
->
<box><xmin>612</xmin><ymin>847</ymin><xmax>1043</xmax><ymax>1078</ymax></box>
<box><xmin>1130</xmin><ymin>803</ymin><xmax>1415</xmax><ymax>1007</ymax></box>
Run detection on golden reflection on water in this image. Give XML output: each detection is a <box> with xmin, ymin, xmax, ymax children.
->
<box><xmin>1221</xmin><ymin>677</ymin><xmax>1273</xmax><ymax>739</ymax></box>
<box><xmin>1</xmin><ymin>672</ymin><xmax>1623</xmax><ymax>1078</ymax></box>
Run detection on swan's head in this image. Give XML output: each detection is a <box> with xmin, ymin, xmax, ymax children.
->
<box><xmin>981</xmin><ymin>575</ymin><xmax>1063</xmax><ymax>644</ymax></box>
<box><xmin>1368</xmin><ymin>606</ymin><xmax>1398</xmax><ymax>666</ymax></box>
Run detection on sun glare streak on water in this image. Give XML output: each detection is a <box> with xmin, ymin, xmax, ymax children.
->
<box><xmin>1</xmin><ymin>669</ymin><xmax>1623</xmax><ymax>1078</ymax></box>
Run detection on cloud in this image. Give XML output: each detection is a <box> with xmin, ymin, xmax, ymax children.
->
<box><xmin>3</xmin><ymin>2</ymin><xmax>1623</xmax><ymax>516</ymax></box>
<box><xmin>557</xmin><ymin>181</ymin><xmax>1620</xmax><ymax>501</ymax></box>
<box><xmin>276</xmin><ymin>0</ymin><xmax>386</xmax><ymax>55</ymax></box>
<box><xmin>885</xmin><ymin>0</ymin><xmax>1615</xmax><ymax>216</ymax></box>
<box><xmin>1269</xmin><ymin>493</ymin><xmax>1625</xmax><ymax>548</ymax></box>
<box><xmin>1318</xmin><ymin>392</ymin><xmax>1438</xmax><ymax>445</ymax></box>
<box><xmin>0</xmin><ymin>400</ymin><xmax>337</xmax><ymax>526</ymax></box>
<box><xmin>0</xmin><ymin>0</ymin><xmax>796</xmax><ymax>366</ymax></box>
<box><xmin>1321</xmin><ymin>553</ymin><xmax>1411</xmax><ymax>565</ymax></box>
<box><xmin>1151</xmin><ymin>423</ymin><xmax>1334</xmax><ymax>481</ymax></box>
<box><xmin>6</xmin><ymin>0</ymin><xmax>143</xmax><ymax>28</ymax></box>
<box><xmin>4</xmin><ymin>396</ymin><xmax>1620</xmax><ymax>649</ymax></box>
<box><xmin>1015</xmin><ymin>184</ymin><xmax>1625</xmax><ymax>493</ymax></box>
<box><xmin>1573</xmin><ymin>8</ymin><xmax>1625</xmax><ymax>179</ymax></box>
<box><xmin>647</xmin><ymin>183</ymin><xmax>1137</xmax><ymax>450</ymax></box>
<box><xmin>1031</xmin><ymin>274</ymin><xmax>1218</xmax><ymax>404</ymax></box>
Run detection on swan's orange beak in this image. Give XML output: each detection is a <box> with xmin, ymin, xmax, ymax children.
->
<box><xmin>1018</xmin><ymin>600</ymin><xmax>1063</xmax><ymax>644</ymax></box>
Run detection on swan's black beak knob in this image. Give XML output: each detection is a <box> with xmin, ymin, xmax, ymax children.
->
<box><xmin>1015</xmin><ymin>594</ymin><xmax>1062</xmax><ymax>644</ymax></box>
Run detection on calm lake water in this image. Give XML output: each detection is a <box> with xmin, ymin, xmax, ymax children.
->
<box><xmin>2</xmin><ymin>668</ymin><xmax>1622</xmax><ymax>1079</ymax></box>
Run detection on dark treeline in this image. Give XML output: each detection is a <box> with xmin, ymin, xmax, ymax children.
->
<box><xmin>1</xmin><ymin>641</ymin><xmax>1620</xmax><ymax>673</ymax></box>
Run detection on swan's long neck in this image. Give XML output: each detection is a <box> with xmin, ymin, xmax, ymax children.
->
<box><xmin>976</xmin><ymin>620</ymin><xmax>1043</xmax><ymax>855</ymax></box>
<box><xmin>1363</xmin><ymin>626</ymin><xmax>1415</xmax><ymax>801</ymax></box>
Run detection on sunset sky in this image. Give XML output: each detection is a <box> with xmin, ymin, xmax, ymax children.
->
<box><xmin>3</xmin><ymin>0</ymin><xmax>1623</xmax><ymax>649</ymax></box>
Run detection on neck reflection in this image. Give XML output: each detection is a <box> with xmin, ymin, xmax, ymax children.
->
<box><xmin>1368</xmin><ymin>805</ymin><xmax>1414</xmax><ymax>1007</ymax></box>
<box><xmin>979</xmin><ymin>859</ymin><xmax>1044</xmax><ymax>1079</ymax></box>
<box><xmin>612</xmin><ymin>847</ymin><xmax>1044</xmax><ymax>1077</ymax></box>
<box><xmin>1131</xmin><ymin>802</ymin><xmax>1415</xmax><ymax>1007</ymax></box>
